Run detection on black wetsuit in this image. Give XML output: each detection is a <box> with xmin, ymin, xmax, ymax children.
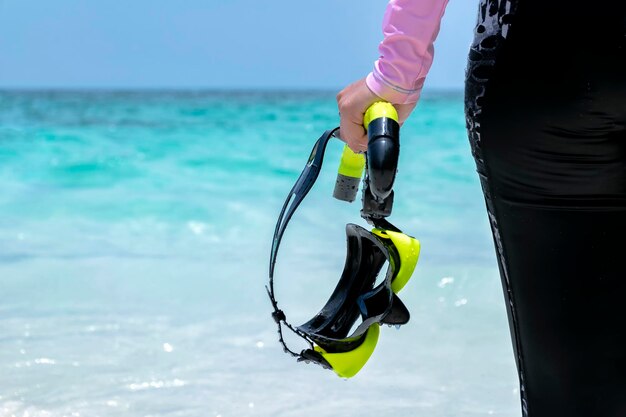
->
<box><xmin>465</xmin><ymin>1</ymin><xmax>626</xmax><ymax>416</ymax></box>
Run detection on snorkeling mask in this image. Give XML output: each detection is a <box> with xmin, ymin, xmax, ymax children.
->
<box><xmin>267</xmin><ymin>102</ymin><xmax>420</xmax><ymax>378</ymax></box>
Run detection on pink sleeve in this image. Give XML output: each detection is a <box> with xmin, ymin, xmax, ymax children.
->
<box><xmin>366</xmin><ymin>0</ymin><xmax>450</xmax><ymax>104</ymax></box>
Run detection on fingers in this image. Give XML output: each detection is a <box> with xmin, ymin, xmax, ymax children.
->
<box><xmin>339</xmin><ymin>117</ymin><xmax>368</xmax><ymax>153</ymax></box>
<box><xmin>336</xmin><ymin>77</ymin><xmax>378</xmax><ymax>153</ymax></box>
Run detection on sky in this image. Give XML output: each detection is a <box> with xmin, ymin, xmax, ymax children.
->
<box><xmin>0</xmin><ymin>0</ymin><xmax>476</xmax><ymax>90</ymax></box>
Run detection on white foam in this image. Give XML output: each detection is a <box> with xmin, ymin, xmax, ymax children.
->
<box><xmin>454</xmin><ymin>298</ymin><xmax>468</xmax><ymax>307</ymax></box>
<box><xmin>126</xmin><ymin>379</ymin><xmax>186</xmax><ymax>391</ymax></box>
<box><xmin>438</xmin><ymin>276</ymin><xmax>455</xmax><ymax>288</ymax></box>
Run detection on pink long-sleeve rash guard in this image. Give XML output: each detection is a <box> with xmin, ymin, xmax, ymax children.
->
<box><xmin>366</xmin><ymin>0</ymin><xmax>450</xmax><ymax>104</ymax></box>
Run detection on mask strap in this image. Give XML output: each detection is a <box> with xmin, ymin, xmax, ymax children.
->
<box><xmin>266</xmin><ymin>128</ymin><xmax>338</xmax><ymax>364</ymax></box>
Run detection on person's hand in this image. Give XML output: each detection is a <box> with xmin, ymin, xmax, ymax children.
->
<box><xmin>336</xmin><ymin>77</ymin><xmax>417</xmax><ymax>152</ymax></box>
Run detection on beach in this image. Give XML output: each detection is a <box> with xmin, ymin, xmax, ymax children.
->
<box><xmin>0</xmin><ymin>90</ymin><xmax>519</xmax><ymax>417</ymax></box>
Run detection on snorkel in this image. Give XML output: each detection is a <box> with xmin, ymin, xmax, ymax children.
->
<box><xmin>268</xmin><ymin>102</ymin><xmax>420</xmax><ymax>378</ymax></box>
<box><xmin>335</xmin><ymin>102</ymin><xmax>400</xmax><ymax>224</ymax></box>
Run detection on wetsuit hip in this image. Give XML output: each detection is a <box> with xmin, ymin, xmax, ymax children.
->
<box><xmin>465</xmin><ymin>1</ymin><xmax>626</xmax><ymax>416</ymax></box>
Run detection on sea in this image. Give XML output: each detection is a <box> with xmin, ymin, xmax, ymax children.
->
<box><xmin>0</xmin><ymin>90</ymin><xmax>520</xmax><ymax>417</ymax></box>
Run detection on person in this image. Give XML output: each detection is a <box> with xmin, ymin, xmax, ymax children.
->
<box><xmin>337</xmin><ymin>0</ymin><xmax>626</xmax><ymax>416</ymax></box>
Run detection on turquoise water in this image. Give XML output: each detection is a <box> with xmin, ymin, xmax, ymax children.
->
<box><xmin>0</xmin><ymin>91</ymin><xmax>519</xmax><ymax>417</ymax></box>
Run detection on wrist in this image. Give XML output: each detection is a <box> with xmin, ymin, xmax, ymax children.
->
<box><xmin>366</xmin><ymin>69</ymin><xmax>422</xmax><ymax>105</ymax></box>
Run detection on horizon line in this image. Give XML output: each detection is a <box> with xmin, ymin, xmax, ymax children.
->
<box><xmin>0</xmin><ymin>86</ymin><xmax>463</xmax><ymax>94</ymax></box>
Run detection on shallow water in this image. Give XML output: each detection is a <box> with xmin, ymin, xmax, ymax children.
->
<box><xmin>0</xmin><ymin>91</ymin><xmax>520</xmax><ymax>417</ymax></box>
